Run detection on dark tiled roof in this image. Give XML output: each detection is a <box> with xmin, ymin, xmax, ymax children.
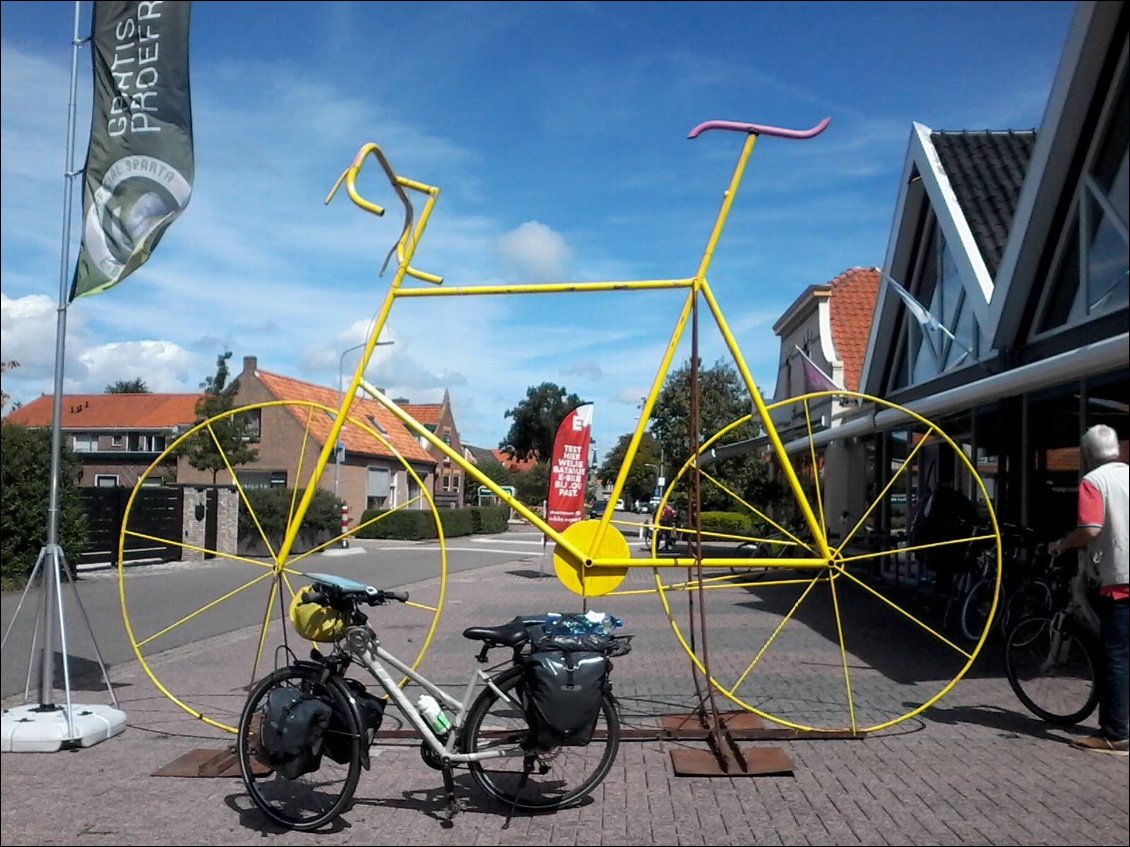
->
<box><xmin>930</xmin><ymin>130</ymin><xmax>1036</xmax><ymax>278</ymax></box>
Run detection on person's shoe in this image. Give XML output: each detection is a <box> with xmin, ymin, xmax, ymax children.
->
<box><xmin>1070</xmin><ymin>733</ymin><xmax>1129</xmax><ymax>756</ymax></box>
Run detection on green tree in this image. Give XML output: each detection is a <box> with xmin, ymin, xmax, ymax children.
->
<box><xmin>1</xmin><ymin>359</ymin><xmax>19</xmax><ymax>411</ymax></box>
<box><xmin>177</xmin><ymin>351</ymin><xmax>258</xmax><ymax>483</ymax></box>
<box><xmin>513</xmin><ymin>462</ymin><xmax>551</xmax><ymax>508</ymax></box>
<box><xmin>597</xmin><ymin>431</ymin><xmax>663</xmax><ymax>506</ymax></box>
<box><xmin>500</xmin><ymin>383</ymin><xmax>586</xmax><ymax>462</ymax></box>
<box><xmin>105</xmin><ymin>378</ymin><xmax>150</xmax><ymax>393</ymax></box>
<box><xmin>1</xmin><ymin>421</ymin><xmax>88</xmax><ymax>588</ymax></box>
<box><xmin>650</xmin><ymin>357</ymin><xmax>779</xmax><ymax>512</ymax></box>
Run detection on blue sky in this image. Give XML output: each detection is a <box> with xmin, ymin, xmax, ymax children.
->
<box><xmin>1</xmin><ymin>1</ymin><xmax>1076</xmax><ymax>459</ymax></box>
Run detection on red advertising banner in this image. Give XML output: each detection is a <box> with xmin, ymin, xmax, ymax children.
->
<box><xmin>546</xmin><ymin>403</ymin><xmax>594</xmax><ymax>531</ymax></box>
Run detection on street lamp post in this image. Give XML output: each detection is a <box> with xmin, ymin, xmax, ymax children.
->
<box><xmin>334</xmin><ymin>342</ymin><xmax>366</xmax><ymax>499</ymax></box>
<box><xmin>334</xmin><ymin>340</ymin><xmax>395</xmax><ymax>497</ymax></box>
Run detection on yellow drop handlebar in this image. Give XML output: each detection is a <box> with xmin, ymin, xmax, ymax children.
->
<box><xmin>325</xmin><ymin>143</ymin><xmax>443</xmax><ymax>284</ymax></box>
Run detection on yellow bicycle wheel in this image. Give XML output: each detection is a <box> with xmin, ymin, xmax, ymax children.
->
<box><xmin>650</xmin><ymin>390</ymin><xmax>1002</xmax><ymax>734</ymax></box>
<box><xmin>117</xmin><ymin>400</ymin><xmax>447</xmax><ymax>733</ymax></box>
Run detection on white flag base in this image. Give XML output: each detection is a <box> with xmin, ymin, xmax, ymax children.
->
<box><xmin>1</xmin><ymin>703</ymin><xmax>126</xmax><ymax>753</ymax></box>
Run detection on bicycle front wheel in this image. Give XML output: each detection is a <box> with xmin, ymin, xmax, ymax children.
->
<box><xmin>237</xmin><ymin>664</ymin><xmax>364</xmax><ymax>831</ymax></box>
<box><xmin>1001</xmin><ymin>578</ymin><xmax>1053</xmax><ymax>634</ymax></box>
<box><xmin>1004</xmin><ymin>615</ymin><xmax>1099</xmax><ymax>725</ymax></box>
<box><xmin>461</xmin><ymin>665</ymin><xmax>620</xmax><ymax>810</ymax></box>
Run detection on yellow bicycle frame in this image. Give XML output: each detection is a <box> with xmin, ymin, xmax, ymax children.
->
<box><xmin>278</xmin><ymin>120</ymin><xmax>880</xmax><ymax>596</ymax></box>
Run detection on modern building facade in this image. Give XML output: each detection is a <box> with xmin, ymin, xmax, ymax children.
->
<box><xmin>784</xmin><ymin>1</ymin><xmax>1127</xmax><ymax>541</ymax></box>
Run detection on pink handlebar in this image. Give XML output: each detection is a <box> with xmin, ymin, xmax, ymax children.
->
<box><xmin>687</xmin><ymin>116</ymin><xmax>831</xmax><ymax>140</ymax></box>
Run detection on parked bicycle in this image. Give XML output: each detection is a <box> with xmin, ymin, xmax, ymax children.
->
<box><xmin>1003</xmin><ymin>553</ymin><xmax>1100</xmax><ymax>725</ymax></box>
<box><xmin>729</xmin><ymin>518</ymin><xmax>809</xmax><ymax>580</ymax></box>
<box><xmin>926</xmin><ymin>522</ymin><xmax>993</xmax><ymax>640</ymax></box>
<box><xmin>957</xmin><ymin>524</ymin><xmax>1055</xmax><ymax>643</ymax></box>
<box><xmin>237</xmin><ymin>572</ymin><xmax>632</xmax><ymax>831</ymax></box>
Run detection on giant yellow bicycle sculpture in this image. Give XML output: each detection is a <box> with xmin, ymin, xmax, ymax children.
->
<box><xmin>119</xmin><ymin>117</ymin><xmax>1002</xmax><ymax>737</ymax></box>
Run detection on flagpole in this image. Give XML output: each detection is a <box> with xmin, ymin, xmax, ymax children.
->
<box><xmin>1</xmin><ymin>0</ymin><xmax>126</xmax><ymax>754</ymax></box>
<box><xmin>35</xmin><ymin>0</ymin><xmax>86</xmax><ymax>717</ymax></box>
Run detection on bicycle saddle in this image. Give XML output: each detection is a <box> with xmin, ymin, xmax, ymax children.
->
<box><xmin>462</xmin><ymin>621</ymin><xmax>531</xmax><ymax>648</ymax></box>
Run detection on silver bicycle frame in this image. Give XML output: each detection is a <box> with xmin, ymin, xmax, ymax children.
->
<box><xmin>340</xmin><ymin>626</ymin><xmax>527</xmax><ymax>765</ymax></box>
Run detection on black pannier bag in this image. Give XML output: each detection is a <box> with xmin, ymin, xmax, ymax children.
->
<box><xmin>522</xmin><ymin>649</ymin><xmax>609</xmax><ymax>749</ymax></box>
<box><xmin>324</xmin><ymin>677</ymin><xmax>386</xmax><ymax>764</ymax></box>
<box><xmin>255</xmin><ymin>686</ymin><xmax>333</xmax><ymax>779</ymax></box>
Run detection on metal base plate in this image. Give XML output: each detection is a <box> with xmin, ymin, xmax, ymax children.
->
<box><xmin>670</xmin><ymin>745</ymin><xmax>794</xmax><ymax>777</ymax></box>
<box><xmin>152</xmin><ymin>746</ymin><xmax>269</xmax><ymax>778</ymax></box>
<box><xmin>661</xmin><ymin>710</ymin><xmax>865</xmax><ymax>740</ymax></box>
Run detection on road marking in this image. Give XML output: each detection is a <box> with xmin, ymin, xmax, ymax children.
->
<box><xmin>368</xmin><ymin>546</ymin><xmax>545</xmax><ymax>556</ymax></box>
<box><xmin>470</xmin><ymin>538</ymin><xmax>546</xmax><ymax>546</ymax></box>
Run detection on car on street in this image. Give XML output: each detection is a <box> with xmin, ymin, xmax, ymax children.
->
<box><xmin>590</xmin><ymin>499</ymin><xmax>610</xmax><ymax>519</ymax></box>
<box><xmin>615</xmin><ymin>498</ymin><xmax>625</xmax><ymax>511</ymax></box>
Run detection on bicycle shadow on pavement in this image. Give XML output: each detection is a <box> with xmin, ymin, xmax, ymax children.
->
<box><xmin>347</xmin><ymin>770</ymin><xmax>594</xmax><ymax>829</ymax></box>
<box><xmin>909</xmin><ymin>699</ymin><xmax>1087</xmax><ymax>743</ymax></box>
<box><xmin>224</xmin><ymin>792</ymin><xmax>356</xmax><ymax>835</ymax></box>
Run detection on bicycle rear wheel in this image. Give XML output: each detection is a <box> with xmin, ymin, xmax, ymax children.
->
<box><xmin>959</xmin><ymin>576</ymin><xmax>997</xmax><ymax>642</ymax></box>
<box><xmin>728</xmin><ymin>538</ymin><xmax>781</xmax><ymax>580</ymax></box>
<box><xmin>237</xmin><ymin>664</ymin><xmax>364</xmax><ymax>831</ymax></box>
<box><xmin>461</xmin><ymin>665</ymin><xmax>620</xmax><ymax>810</ymax></box>
<box><xmin>1004</xmin><ymin>615</ymin><xmax>1099</xmax><ymax>725</ymax></box>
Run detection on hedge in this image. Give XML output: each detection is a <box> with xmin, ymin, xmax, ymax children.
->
<box><xmin>698</xmin><ymin>511</ymin><xmax>766</xmax><ymax>537</ymax></box>
<box><xmin>357</xmin><ymin>505</ymin><xmax>510</xmax><ymax>541</ymax></box>
<box><xmin>237</xmin><ymin>486</ymin><xmax>342</xmax><ymax>555</ymax></box>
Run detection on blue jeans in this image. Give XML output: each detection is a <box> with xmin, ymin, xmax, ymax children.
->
<box><xmin>1096</xmin><ymin>594</ymin><xmax>1129</xmax><ymax>742</ymax></box>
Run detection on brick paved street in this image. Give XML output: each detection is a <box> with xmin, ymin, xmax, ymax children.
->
<box><xmin>2</xmin><ymin>555</ymin><xmax>1127</xmax><ymax>845</ymax></box>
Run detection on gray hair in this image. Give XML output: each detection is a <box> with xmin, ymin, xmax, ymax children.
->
<box><xmin>1081</xmin><ymin>424</ymin><xmax>1121</xmax><ymax>464</ymax></box>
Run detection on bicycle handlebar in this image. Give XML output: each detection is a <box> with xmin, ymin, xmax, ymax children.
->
<box><xmin>687</xmin><ymin>116</ymin><xmax>831</xmax><ymax>140</ymax></box>
<box><xmin>326</xmin><ymin>143</ymin><xmax>445</xmax><ymax>283</ymax></box>
<box><xmin>304</xmin><ymin>572</ymin><xmax>409</xmax><ymax>608</ymax></box>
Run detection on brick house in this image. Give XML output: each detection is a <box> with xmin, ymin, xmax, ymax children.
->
<box><xmin>396</xmin><ymin>389</ymin><xmax>465</xmax><ymax>509</ymax></box>
<box><xmin>188</xmin><ymin>356</ymin><xmax>438</xmax><ymax>526</ymax></box>
<box><xmin>5</xmin><ymin>392</ymin><xmax>200</xmax><ymax>487</ymax></box>
<box><xmin>7</xmin><ymin>358</ymin><xmax>443</xmax><ymax>530</ymax></box>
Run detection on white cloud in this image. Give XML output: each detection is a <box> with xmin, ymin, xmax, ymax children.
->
<box><xmin>78</xmin><ymin>340</ymin><xmax>198</xmax><ymax>392</ymax></box>
<box><xmin>0</xmin><ymin>291</ymin><xmax>59</xmax><ymax>375</ymax></box>
<box><xmin>495</xmin><ymin>221</ymin><xmax>574</xmax><ymax>281</ymax></box>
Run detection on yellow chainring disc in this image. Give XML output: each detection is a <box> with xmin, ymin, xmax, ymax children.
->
<box><xmin>554</xmin><ymin>519</ymin><xmax>629</xmax><ymax>597</ymax></box>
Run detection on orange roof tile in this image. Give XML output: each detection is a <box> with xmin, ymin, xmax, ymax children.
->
<box><xmin>399</xmin><ymin>404</ymin><xmax>442</xmax><ymax>427</ymax></box>
<box><xmin>255</xmin><ymin>370</ymin><xmax>434</xmax><ymax>465</ymax></box>
<box><xmin>493</xmin><ymin>449</ymin><xmax>539</xmax><ymax>473</ymax></box>
<box><xmin>6</xmin><ymin>393</ymin><xmax>201</xmax><ymax>429</ymax></box>
<box><xmin>828</xmin><ymin>267</ymin><xmax>880</xmax><ymax>391</ymax></box>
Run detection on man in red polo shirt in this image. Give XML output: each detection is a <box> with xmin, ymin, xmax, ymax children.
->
<box><xmin>1049</xmin><ymin>424</ymin><xmax>1128</xmax><ymax>756</ymax></box>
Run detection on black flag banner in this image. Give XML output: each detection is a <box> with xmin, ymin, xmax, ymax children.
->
<box><xmin>71</xmin><ymin>1</ymin><xmax>193</xmax><ymax>300</ymax></box>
